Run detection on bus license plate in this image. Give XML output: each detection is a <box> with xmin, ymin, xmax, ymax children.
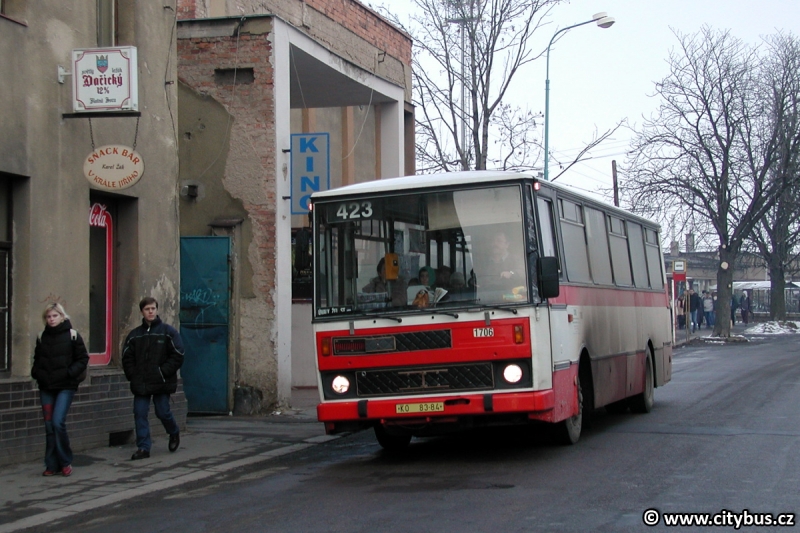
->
<box><xmin>396</xmin><ymin>402</ymin><xmax>444</xmax><ymax>414</ymax></box>
<box><xmin>473</xmin><ymin>327</ymin><xmax>494</xmax><ymax>337</ymax></box>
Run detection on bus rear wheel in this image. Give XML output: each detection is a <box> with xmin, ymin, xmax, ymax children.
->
<box><xmin>374</xmin><ymin>424</ymin><xmax>412</xmax><ymax>451</ymax></box>
<box><xmin>553</xmin><ymin>375</ymin><xmax>583</xmax><ymax>445</ymax></box>
<box><xmin>629</xmin><ymin>351</ymin><xmax>654</xmax><ymax>413</ymax></box>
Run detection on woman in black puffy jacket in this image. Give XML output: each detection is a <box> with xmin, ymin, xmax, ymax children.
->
<box><xmin>31</xmin><ymin>303</ymin><xmax>89</xmax><ymax>477</ymax></box>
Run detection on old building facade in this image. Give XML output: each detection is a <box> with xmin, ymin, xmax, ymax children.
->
<box><xmin>176</xmin><ymin>0</ymin><xmax>413</xmax><ymax>413</ymax></box>
<box><xmin>0</xmin><ymin>1</ymin><xmax>185</xmax><ymax>465</ymax></box>
<box><xmin>0</xmin><ymin>0</ymin><xmax>412</xmax><ymax>465</ymax></box>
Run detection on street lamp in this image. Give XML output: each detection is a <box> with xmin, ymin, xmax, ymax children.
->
<box><xmin>543</xmin><ymin>12</ymin><xmax>615</xmax><ymax>181</ymax></box>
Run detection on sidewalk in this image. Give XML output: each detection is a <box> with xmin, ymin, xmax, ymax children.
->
<box><xmin>0</xmin><ymin>388</ymin><xmax>332</xmax><ymax>533</ymax></box>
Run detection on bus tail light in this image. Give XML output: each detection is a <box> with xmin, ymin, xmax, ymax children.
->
<box><xmin>513</xmin><ymin>324</ymin><xmax>524</xmax><ymax>344</ymax></box>
<box><xmin>321</xmin><ymin>337</ymin><xmax>331</xmax><ymax>356</ymax></box>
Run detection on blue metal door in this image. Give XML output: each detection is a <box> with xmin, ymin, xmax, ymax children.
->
<box><xmin>180</xmin><ymin>237</ymin><xmax>230</xmax><ymax>413</ymax></box>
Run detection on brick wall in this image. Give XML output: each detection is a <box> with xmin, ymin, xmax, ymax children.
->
<box><xmin>304</xmin><ymin>0</ymin><xmax>412</xmax><ymax>64</ymax></box>
<box><xmin>176</xmin><ymin>0</ymin><xmax>412</xmax><ymax>73</ymax></box>
<box><xmin>0</xmin><ymin>370</ymin><xmax>187</xmax><ymax>467</ymax></box>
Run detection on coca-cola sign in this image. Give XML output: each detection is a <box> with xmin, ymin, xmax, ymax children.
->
<box><xmin>89</xmin><ymin>203</ymin><xmax>109</xmax><ymax>228</ymax></box>
<box><xmin>84</xmin><ymin>144</ymin><xmax>144</xmax><ymax>191</ymax></box>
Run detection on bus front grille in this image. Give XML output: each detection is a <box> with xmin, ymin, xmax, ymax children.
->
<box><xmin>333</xmin><ymin>329</ymin><xmax>452</xmax><ymax>355</ymax></box>
<box><xmin>356</xmin><ymin>363</ymin><xmax>494</xmax><ymax>397</ymax></box>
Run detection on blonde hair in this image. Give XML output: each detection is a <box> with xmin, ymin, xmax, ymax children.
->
<box><xmin>42</xmin><ymin>302</ymin><xmax>69</xmax><ymax>325</ymax></box>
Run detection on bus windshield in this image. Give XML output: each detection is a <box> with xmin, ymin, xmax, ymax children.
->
<box><xmin>314</xmin><ymin>184</ymin><xmax>533</xmax><ymax>318</ymax></box>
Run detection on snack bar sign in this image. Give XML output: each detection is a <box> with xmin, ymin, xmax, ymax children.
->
<box><xmin>72</xmin><ymin>47</ymin><xmax>139</xmax><ymax>112</ymax></box>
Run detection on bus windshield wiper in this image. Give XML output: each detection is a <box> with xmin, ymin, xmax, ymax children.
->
<box><xmin>475</xmin><ymin>303</ymin><xmax>519</xmax><ymax>315</ymax></box>
<box><xmin>361</xmin><ymin>310</ymin><xmax>402</xmax><ymax>322</ymax></box>
<box><xmin>426</xmin><ymin>308</ymin><xmax>459</xmax><ymax>318</ymax></box>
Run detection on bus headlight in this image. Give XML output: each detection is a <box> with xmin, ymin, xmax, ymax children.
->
<box><xmin>331</xmin><ymin>375</ymin><xmax>351</xmax><ymax>394</ymax></box>
<box><xmin>503</xmin><ymin>364</ymin><xmax>523</xmax><ymax>384</ymax></box>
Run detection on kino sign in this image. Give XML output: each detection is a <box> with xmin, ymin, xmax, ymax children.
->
<box><xmin>291</xmin><ymin>133</ymin><xmax>330</xmax><ymax>214</ymax></box>
<box><xmin>72</xmin><ymin>47</ymin><xmax>139</xmax><ymax>112</ymax></box>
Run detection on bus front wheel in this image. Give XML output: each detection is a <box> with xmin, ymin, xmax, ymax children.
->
<box><xmin>374</xmin><ymin>424</ymin><xmax>412</xmax><ymax>451</ymax></box>
<box><xmin>553</xmin><ymin>375</ymin><xmax>583</xmax><ymax>445</ymax></box>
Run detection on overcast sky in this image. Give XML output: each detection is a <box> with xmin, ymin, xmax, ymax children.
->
<box><xmin>378</xmin><ymin>0</ymin><xmax>800</xmax><ymax>201</ymax></box>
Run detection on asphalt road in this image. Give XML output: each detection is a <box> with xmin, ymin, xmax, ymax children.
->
<box><xmin>35</xmin><ymin>334</ymin><xmax>800</xmax><ymax>533</ymax></box>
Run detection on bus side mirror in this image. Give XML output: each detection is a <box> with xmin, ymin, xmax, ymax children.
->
<box><xmin>538</xmin><ymin>256</ymin><xmax>560</xmax><ymax>299</ymax></box>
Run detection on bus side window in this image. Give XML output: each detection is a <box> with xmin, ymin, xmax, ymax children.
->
<box><xmin>536</xmin><ymin>197</ymin><xmax>558</xmax><ymax>261</ymax></box>
<box><xmin>559</xmin><ymin>199</ymin><xmax>591</xmax><ymax>283</ymax></box>
<box><xmin>608</xmin><ymin>216</ymin><xmax>633</xmax><ymax>286</ymax></box>
<box><xmin>644</xmin><ymin>228</ymin><xmax>664</xmax><ymax>288</ymax></box>
<box><xmin>627</xmin><ymin>222</ymin><xmax>649</xmax><ymax>288</ymax></box>
<box><xmin>585</xmin><ymin>207</ymin><xmax>613</xmax><ymax>285</ymax></box>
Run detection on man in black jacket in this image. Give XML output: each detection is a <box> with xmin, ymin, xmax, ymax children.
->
<box><xmin>122</xmin><ymin>297</ymin><xmax>185</xmax><ymax>460</ymax></box>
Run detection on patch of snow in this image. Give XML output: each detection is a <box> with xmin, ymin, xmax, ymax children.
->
<box><xmin>743</xmin><ymin>321</ymin><xmax>800</xmax><ymax>335</ymax></box>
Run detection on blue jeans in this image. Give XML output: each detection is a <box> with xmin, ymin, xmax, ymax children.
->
<box><xmin>133</xmin><ymin>394</ymin><xmax>179</xmax><ymax>452</ymax></box>
<box><xmin>690</xmin><ymin>310</ymin><xmax>698</xmax><ymax>330</ymax></box>
<box><xmin>40</xmin><ymin>389</ymin><xmax>76</xmax><ymax>472</ymax></box>
<box><xmin>705</xmin><ymin>311</ymin><xmax>714</xmax><ymax>327</ymax></box>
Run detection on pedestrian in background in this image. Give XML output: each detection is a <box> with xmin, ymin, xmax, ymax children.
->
<box><xmin>675</xmin><ymin>293</ymin><xmax>686</xmax><ymax>329</ymax></box>
<box><xmin>122</xmin><ymin>297</ymin><xmax>184</xmax><ymax>460</ymax></box>
<box><xmin>703</xmin><ymin>291</ymin><xmax>714</xmax><ymax>329</ymax></box>
<box><xmin>740</xmin><ymin>291</ymin><xmax>751</xmax><ymax>325</ymax></box>
<box><xmin>31</xmin><ymin>303</ymin><xmax>89</xmax><ymax>477</ymax></box>
<box><xmin>730</xmin><ymin>293</ymin><xmax>739</xmax><ymax>326</ymax></box>
<box><xmin>689</xmin><ymin>289</ymin><xmax>702</xmax><ymax>333</ymax></box>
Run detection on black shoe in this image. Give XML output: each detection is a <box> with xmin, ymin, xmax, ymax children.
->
<box><xmin>169</xmin><ymin>432</ymin><xmax>180</xmax><ymax>453</ymax></box>
<box><xmin>131</xmin><ymin>449</ymin><xmax>150</xmax><ymax>461</ymax></box>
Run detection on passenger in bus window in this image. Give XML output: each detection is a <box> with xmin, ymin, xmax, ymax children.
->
<box><xmin>450</xmin><ymin>272</ymin><xmax>466</xmax><ymax>290</ymax></box>
<box><xmin>476</xmin><ymin>230</ymin><xmax>524</xmax><ymax>292</ymax></box>
<box><xmin>418</xmin><ymin>266</ymin><xmax>435</xmax><ymax>288</ymax></box>
<box><xmin>447</xmin><ymin>271</ymin><xmax>471</xmax><ymax>301</ymax></box>
<box><xmin>361</xmin><ymin>257</ymin><xmax>406</xmax><ymax>306</ymax></box>
<box><xmin>436</xmin><ymin>265</ymin><xmax>452</xmax><ymax>288</ymax></box>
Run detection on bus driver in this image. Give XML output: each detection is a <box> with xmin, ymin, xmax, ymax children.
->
<box><xmin>476</xmin><ymin>230</ymin><xmax>524</xmax><ymax>292</ymax></box>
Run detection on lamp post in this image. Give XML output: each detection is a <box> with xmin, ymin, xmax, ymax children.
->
<box><xmin>543</xmin><ymin>12</ymin><xmax>615</xmax><ymax>181</ymax></box>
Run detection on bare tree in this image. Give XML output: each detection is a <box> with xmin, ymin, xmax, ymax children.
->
<box><xmin>381</xmin><ymin>0</ymin><xmax>618</xmax><ymax>173</ymax></box>
<box><xmin>746</xmin><ymin>33</ymin><xmax>800</xmax><ymax>320</ymax></box>
<box><xmin>621</xmin><ymin>27</ymin><xmax>793</xmax><ymax>337</ymax></box>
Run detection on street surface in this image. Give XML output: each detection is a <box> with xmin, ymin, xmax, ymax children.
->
<box><xmin>26</xmin><ymin>334</ymin><xmax>800</xmax><ymax>532</ymax></box>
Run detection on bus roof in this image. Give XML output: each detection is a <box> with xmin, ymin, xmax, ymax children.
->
<box><xmin>310</xmin><ymin>171</ymin><xmax>531</xmax><ymax>198</ymax></box>
<box><xmin>311</xmin><ymin>170</ymin><xmax>660</xmax><ymax>230</ymax></box>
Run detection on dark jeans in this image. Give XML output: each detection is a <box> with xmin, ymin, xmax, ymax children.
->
<box><xmin>133</xmin><ymin>394</ymin><xmax>179</xmax><ymax>452</ymax></box>
<box><xmin>40</xmin><ymin>389</ymin><xmax>76</xmax><ymax>472</ymax></box>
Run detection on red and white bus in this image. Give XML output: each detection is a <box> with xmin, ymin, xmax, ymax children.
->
<box><xmin>310</xmin><ymin>171</ymin><xmax>672</xmax><ymax>449</ymax></box>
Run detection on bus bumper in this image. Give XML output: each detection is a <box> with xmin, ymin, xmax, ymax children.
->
<box><xmin>317</xmin><ymin>390</ymin><xmax>559</xmax><ymax>434</ymax></box>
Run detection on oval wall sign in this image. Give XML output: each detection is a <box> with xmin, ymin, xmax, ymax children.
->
<box><xmin>83</xmin><ymin>144</ymin><xmax>144</xmax><ymax>191</ymax></box>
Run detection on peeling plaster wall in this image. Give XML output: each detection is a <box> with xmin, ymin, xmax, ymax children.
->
<box><xmin>178</xmin><ymin>18</ymin><xmax>280</xmax><ymax>410</ymax></box>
